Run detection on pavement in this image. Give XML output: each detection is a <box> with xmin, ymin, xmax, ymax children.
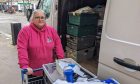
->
<box><xmin>0</xmin><ymin>12</ymin><xmax>28</xmax><ymax>84</ymax></box>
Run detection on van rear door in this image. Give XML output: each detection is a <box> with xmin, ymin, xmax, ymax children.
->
<box><xmin>98</xmin><ymin>0</ymin><xmax>140</xmax><ymax>83</ymax></box>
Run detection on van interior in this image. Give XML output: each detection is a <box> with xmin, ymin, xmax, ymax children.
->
<box><xmin>57</xmin><ymin>0</ymin><xmax>107</xmax><ymax>75</ymax></box>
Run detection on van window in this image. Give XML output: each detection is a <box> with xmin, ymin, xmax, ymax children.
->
<box><xmin>42</xmin><ymin>0</ymin><xmax>52</xmax><ymax>18</ymax></box>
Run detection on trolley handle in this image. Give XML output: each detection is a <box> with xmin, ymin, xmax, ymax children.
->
<box><xmin>21</xmin><ymin>68</ymin><xmax>43</xmax><ymax>74</ymax></box>
<box><xmin>21</xmin><ymin>68</ymin><xmax>43</xmax><ymax>82</ymax></box>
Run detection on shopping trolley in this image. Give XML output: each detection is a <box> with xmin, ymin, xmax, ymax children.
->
<box><xmin>21</xmin><ymin>68</ymin><xmax>46</xmax><ymax>84</ymax></box>
<box><xmin>42</xmin><ymin>58</ymin><xmax>97</xmax><ymax>84</ymax></box>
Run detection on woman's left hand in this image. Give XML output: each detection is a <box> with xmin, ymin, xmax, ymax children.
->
<box><xmin>26</xmin><ymin>67</ymin><xmax>33</xmax><ymax>75</ymax></box>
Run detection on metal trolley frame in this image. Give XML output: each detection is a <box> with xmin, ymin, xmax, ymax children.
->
<box><xmin>21</xmin><ymin>68</ymin><xmax>47</xmax><ymax>84</ymax></box>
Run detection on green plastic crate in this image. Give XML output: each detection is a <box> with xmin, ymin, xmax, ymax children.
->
<box><xmin>68</xmin><ymin>13</ymin><xmax>99</xmax><ymax>26</ymax></box>
<box><xmin>67</xmin><ymin>24</ymin><xmax>97</xmax><ymax>37</ymax></box>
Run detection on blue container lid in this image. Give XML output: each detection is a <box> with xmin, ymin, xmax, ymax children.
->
<box><xmin>64</xmin><ymin>69</ymin><xmax>74</xmax><ymax>75</ymax></box>
<box><xmin>68</xmin><ymin>64</ymin><xmax>75</xmax><ymax>68</ymax></box>
<box><xmin>102</xmin><ymin>78</ymin><xmax>120</xmax><ymax>84</ymax></box>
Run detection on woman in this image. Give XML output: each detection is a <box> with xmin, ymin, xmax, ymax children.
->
<box><xmin>17</xmin><ymin>9</ymin><xmax>64</xmax><ymax>76</ymax></box>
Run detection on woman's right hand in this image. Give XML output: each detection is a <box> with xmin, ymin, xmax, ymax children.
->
<box><xmin>26</xmin><ymin>67</ymin><xmax>33</xmax><ymax>75</ymax></box>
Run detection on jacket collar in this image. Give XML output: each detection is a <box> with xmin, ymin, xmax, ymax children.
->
<box><xmin>29</xmin><ymin>22</ymin><xmax>47</xmax><ymax>32</ymax></box>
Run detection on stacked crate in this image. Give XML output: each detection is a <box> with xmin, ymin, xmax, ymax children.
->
<box><xmin>66</xmin><ymin>12</ymin><xmax>99</xmax><ymax>62</ymax></box>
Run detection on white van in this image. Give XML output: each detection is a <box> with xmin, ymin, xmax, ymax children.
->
<box><xmin>27</xmin><ymin>0</ymin><xmax>140</xmax><ymax>83</ymax></box>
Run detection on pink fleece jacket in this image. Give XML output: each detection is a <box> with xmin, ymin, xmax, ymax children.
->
<box><xmin>17</xmin><ymin>23</ymin><xmax>64</xmax><ymax>75</ymax></box>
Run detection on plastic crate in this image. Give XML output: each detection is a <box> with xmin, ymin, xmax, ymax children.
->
<box><xmin>66</xmin><ymin>35</ymin><xmax>95</xmax><ymax>50</ymax></box>
<box><xmin>68</xmin><ymin>13</ymin><xmax>99</xmax><ymax>26</ymax></box>
<box><xmin>67</xmin><ymin>24</ymin><xmax>97</xmax><ymax>37</ymax></box>
<box><xmin>66</xmin><ymin>47</ymin><xmax>95</xmax><ymax>62</ymax></box>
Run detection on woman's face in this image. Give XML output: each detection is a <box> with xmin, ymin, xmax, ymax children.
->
<box><xmin>32</xmin><ymin>12</ymin><xmax>46</xmax><ymax>29</ymax></box>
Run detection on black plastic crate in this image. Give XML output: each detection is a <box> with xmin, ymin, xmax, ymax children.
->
<box><xmin>66</xmin><ymin>35</ymin><xmax>95</xmax><ymax>50</ymax></box>
<box><xmin>66</xmin><ymin>47</ymin><xmax>95</xmax><ymax>62</ymax></box>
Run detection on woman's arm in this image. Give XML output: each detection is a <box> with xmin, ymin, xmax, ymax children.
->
<box><xmin>52</xmin><ymin>29</ymin><xmax>64</xmax><ymax>59</ymax></box>
<box><xmin>17</xmin><ymin>27</ymin><xmax>30</xmax><ymax>69</ymax></box>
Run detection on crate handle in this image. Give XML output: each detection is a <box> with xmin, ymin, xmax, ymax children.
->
<box><xmin>85</xmin><ymin>50</ymin><xmax>89</xmax><ymax>53</ymax></box>
<box><xmin>70</xmin><ymin>36</ymin><xmax>74</xmax><ymax>40</ymax></box>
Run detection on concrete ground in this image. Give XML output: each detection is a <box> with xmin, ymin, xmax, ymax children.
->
<box><xmin>0</xmin><ymin>12</ymin><xmax>28</xmax><ymax>84</ymax></box>
<box><xmin>0</xmin><ymin>34</ymin><xmax>21</xmax><ymax>84</ymax></box>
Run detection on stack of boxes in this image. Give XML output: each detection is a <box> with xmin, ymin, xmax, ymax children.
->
<box><xmin>66</xmin><ymin>12</ymin><xmax>99</xmax><ymax>62</ymax></box>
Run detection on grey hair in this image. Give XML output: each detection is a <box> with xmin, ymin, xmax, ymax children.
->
<box><xmin>29</xmin><ymin>9</ymin><xmax>46</xmax><ymax>22</ymax></box>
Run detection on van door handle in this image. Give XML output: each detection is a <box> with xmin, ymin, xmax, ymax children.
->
<box><xmin>113</xmin><ymin>57</ymin><xmax>140</xmax><ymax>71</ymax></box>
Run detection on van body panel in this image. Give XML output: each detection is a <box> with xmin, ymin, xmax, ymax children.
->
<box><xmin>98</xmin><ymin>0</ymin><xmax>140</xmax><ymax>82</ymax></box>
<box><xmin>98</xmin><ymin>63</ymin><xmax>140</xmax><ymax>84</ymax></box>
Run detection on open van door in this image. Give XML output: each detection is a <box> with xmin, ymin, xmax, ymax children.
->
<box><xmin>98</xmin><ymin>0</ymin><xmax>140</xmax><ymax>83</ymax></box>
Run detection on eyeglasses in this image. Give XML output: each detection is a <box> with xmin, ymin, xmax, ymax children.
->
<box><xmin>34</xmin><ymin>16</ymin><xmax>46</xmax><ymax>20</ymax></box>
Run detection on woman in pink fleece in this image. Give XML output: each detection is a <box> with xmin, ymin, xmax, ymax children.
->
<box><xmin>17</xmin><ymin>9</ymin><xmax>64</xmax><ymax>76</ymax></box>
